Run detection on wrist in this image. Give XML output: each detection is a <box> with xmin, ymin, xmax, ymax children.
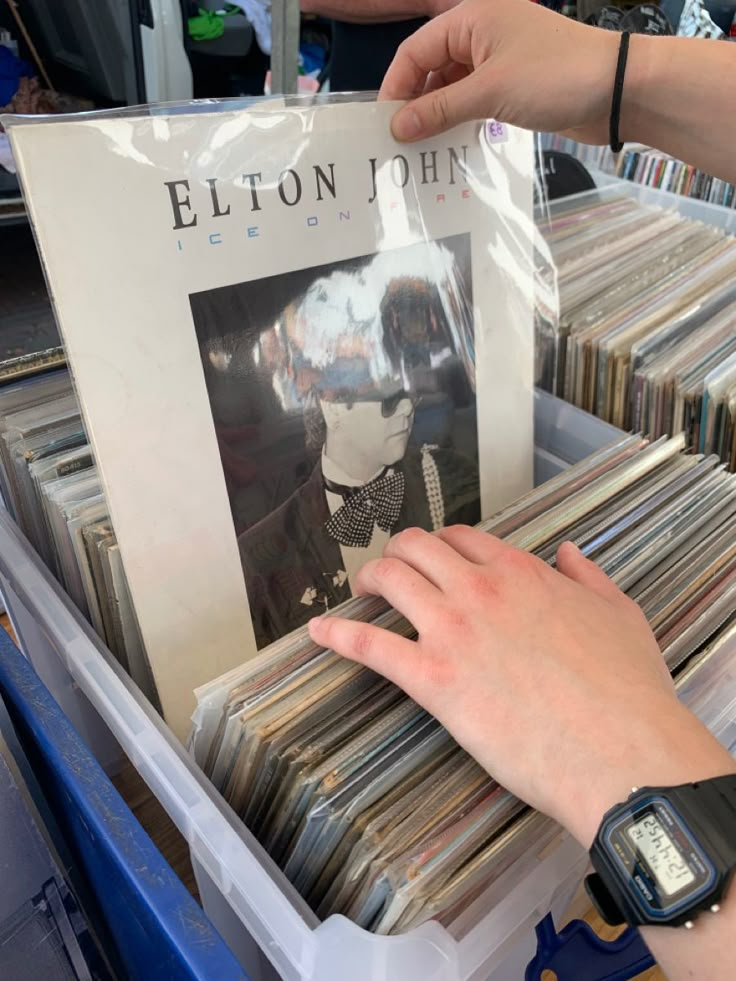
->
<box><xmin>619</xmin><ymin>33</ymin><xmax>669</xmax><ymax>146</ymax></box>
<box><xmin>557</xmin><ymin>702</ymin><xmax>736</xmax><ymax>849</ymax></box>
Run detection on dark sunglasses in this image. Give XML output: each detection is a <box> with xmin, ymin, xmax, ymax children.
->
<box><xmin>343</xmin><ymin>389</ymin><xmax>419</xmax><ymax>417</ymax></box>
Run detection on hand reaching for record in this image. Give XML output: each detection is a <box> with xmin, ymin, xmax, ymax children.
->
<box><xmin>378</xmin><ymin>0</ymin><xmax>736</xmax><ymax>184</ymax></box>
<box><xmin>380</xmin><ymin>0</ymin><xmax>621</xmax><ymax>145</ymax></box>
<box><xmin>308</xmin><ymin>527</ymin><xmax>734</xmax><ymax>850</ymax></box>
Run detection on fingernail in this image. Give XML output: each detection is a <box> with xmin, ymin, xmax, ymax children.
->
<box><xmin>393</xmin><ymin>107</ymin><xmax>423</xmax><ymax>142</ymax></box>
<box><xmin>562</xmin><ymin>541</ymin><xmax>585</xmax><ymax>560</ymax></box>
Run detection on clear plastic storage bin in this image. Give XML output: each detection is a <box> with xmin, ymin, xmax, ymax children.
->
<box><xmin>0</xmin><ymin>392</ymin><xmax>621</xmax><ymax>981</ymax></box>
<box><xmin>582</xmin><ymin>169</ymin><xmax>736</xmax><ymax>235</ymax></box>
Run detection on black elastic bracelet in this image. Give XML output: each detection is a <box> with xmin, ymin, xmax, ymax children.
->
<box><xmin>609</xmin><ymin>31</ymin><xmax>630</xmax><ymax>154</ymax></box>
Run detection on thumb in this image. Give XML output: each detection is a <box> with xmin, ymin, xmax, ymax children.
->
<box><xmin>391</xmin><ymin>74</ymin><xmax>492</xmax><ymax>142</ymax></box>
<box><xmin>556</xmin><ymin>541</ymin><xmax>625</xmax><ymax>604</ymax></box>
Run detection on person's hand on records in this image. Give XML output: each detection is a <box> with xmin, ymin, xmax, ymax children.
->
<box><xmin>308</xmin><ymin>529</ymin><xmax>735</xmax><ymax>851</ymax></box>
<box><xmin>379</xmin><ymin>0</ymin><xmax>736</xmax><ymax>184</ymax></box>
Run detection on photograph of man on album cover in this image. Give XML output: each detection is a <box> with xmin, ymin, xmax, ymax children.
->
<box><xmin>190</xmin><ymin>235</ymin><xmax>481</xmax><ymax>648</ymax></box>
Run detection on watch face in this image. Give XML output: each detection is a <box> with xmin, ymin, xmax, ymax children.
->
<box><xmin>603</xmin><ymin>797</ymin><xmax>717</xmax><ymax>919</ymax></box>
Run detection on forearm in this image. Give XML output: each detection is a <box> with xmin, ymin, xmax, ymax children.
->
<box><xmin>623</xmin><ymin>35</ymin><xmax>736</xmax><ymax>184</ymax></box>
<box><xmin>300</xmin><ymin>0</ymin><xmax>428</xmax><ymax>22</ymax></box>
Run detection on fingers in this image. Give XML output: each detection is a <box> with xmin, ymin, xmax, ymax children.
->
<box><xmin>308</xmin><ymin>615</ymin><xmax>420</xmax><ymax>695</ymax></box>
<box><xmin>379</xmin><ymin>13</ymin><xmax>491</xmax><ymax>141</ymax></box>
<box><xmin>353</xmin><ymin>550</ymin><xmax>441</xmax><ymax>631</ymax></box>
<box><xmin>423</xmin><ymin>63</ymin><xmax>471</xmax><ymax>96</ymax></box>
<box><xmin>435</xmin><ymin>525</ymin><xmax>508</xmax><ymax>565</ymax></box>
<box><xmin>556</xmin><ymin>541</ymin><xmax>626</xmax><ymax>604</ymax></box>
<box><xmin>390</xmin><ymin>72</ymin><xmax>492</xmax><ymax>141</ymax></box>
<box><xmin>379</xmin><ymin>17</ymin><xmax>459</xmax><ymax>103</ymax></box>
<box><xmin>382</xmin><ymin>527</ymin><xmax>469</xmax><ymax>590</ymax></box>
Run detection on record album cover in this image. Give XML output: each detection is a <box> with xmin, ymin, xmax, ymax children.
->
<box><xmin>7</xmin><ymin>100</ymin><xmax>534</xmax><ymax>738</ymax></box>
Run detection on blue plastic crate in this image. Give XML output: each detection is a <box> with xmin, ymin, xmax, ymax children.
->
<box><xmin>0</xmin><ymin>626</ymin><xmax>249</xmax><ymax>981</ymax></box>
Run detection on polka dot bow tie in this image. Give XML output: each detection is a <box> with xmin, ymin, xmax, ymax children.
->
<box><xmin>324</xmin><ymin>470</ymin><xmax>405</xmax><ymax>548</ymax></box>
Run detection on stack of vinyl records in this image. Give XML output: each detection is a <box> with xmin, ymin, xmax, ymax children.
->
<box><xmin>537</xmin><ymin>192</ymin><xmax>736</xmax><ymax>469</ymax></box>
<box><xmin>193</xmin><ymin>431</ymin><xmax>736</xmax><ymax>935</ymax></box>
<box><xmin>538</xmin><ymin>134</ymin><xmax>736</xmax><ymax>209</ymax></box>
<box><xmin>0</xmin><ymin>362</ymin><xmax>156</xmax><ymax>703</ymax></box>
<box><xmin>677</xmin><ymin>621</ymin><xmax>736</xmax><ymax>754</ymax></box>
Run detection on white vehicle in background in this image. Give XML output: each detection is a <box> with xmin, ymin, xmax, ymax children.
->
<box><xmin>17</xmin><ymin>0</ymin><xmax>194</xmax><ymax>104</ymax></box>
<box><xmin>140</xmin><ymin>0</ymin><xmax>195</xmax><ymax>103</ymax></box>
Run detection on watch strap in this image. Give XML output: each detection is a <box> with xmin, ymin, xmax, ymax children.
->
<box><xmin>699</xmin><ymin>773</ymin><xmax>736</xmax><ymax>812</ymax></box>
<box><xmin>585</xmin><ymin>869</ymin><xmax>634</xmax><ymax>927</ymax></box>
<box><xmin>674</xmin><ymin>773</ymin><xmax>736</xmax><ymax>867</ymax></box>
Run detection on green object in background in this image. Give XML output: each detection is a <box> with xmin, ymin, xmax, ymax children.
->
<box><xmin>188</xmin><ymin>5</ymin><xmax>244</xmax><ymax>42</ymax></box>
<box><xmin>188</xmin><ymin>9</ymin><xmax>226</xmax><ymax>42</ymax></box>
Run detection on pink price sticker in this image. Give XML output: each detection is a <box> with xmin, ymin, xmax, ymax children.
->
<box><xmin>485</xmin><ymin>120</ymin><xmax>508</xmax><ymax>145</ymax></box>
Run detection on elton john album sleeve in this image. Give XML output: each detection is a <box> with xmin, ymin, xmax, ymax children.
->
<box><xmin>6</xmin><ymin>99</ymin><xmax>535</xmax><ymax>739</ymax></box>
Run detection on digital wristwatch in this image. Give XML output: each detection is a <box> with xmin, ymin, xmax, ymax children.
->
<box><xmin>585</xmin><ymin>775</ymin><xmax>736</xmax><ymax>929</ymax></box>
